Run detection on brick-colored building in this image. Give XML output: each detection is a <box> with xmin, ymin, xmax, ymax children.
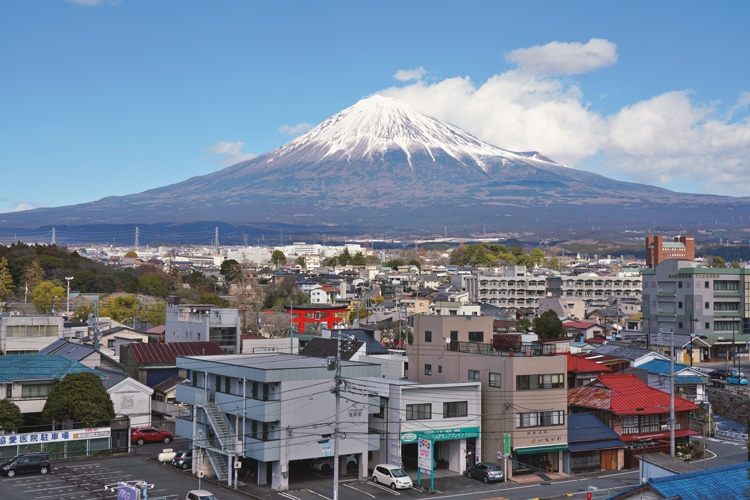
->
<box><xmin>645</xmin><ymin>236</ymin><xmax>695</xmax><ymax>268</ymax></box>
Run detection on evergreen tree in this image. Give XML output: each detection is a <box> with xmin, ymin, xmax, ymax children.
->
<box><xmin>0</xmin><ymin>257</ymin><xmax>15</xmax><ymax>303</ymax></box>
<box><xmin>22</xmin><ymin>259</ymin><xmax>45</xmax><ymax>294</ymax></box>
<box><xmin>533</xmin><ymin>309</ymin><xmax>565</xmax><ymax>339</ymax></box>
<box><xmin>42</xmin><ymin>372</ymin><xmax>115</xmax><ymax>428</ymax></box>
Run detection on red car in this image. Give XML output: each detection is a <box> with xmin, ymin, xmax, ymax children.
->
<box><xmin>131</xmin><ymin>426</ymin><xmax>174</xmax><ymax>445</ymax></box>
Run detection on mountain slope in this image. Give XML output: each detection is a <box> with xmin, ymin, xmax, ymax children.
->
<box><xmin>1</xmin><ymin>95</ymin><xmax>748</xmax><ymax>235</ymax></box>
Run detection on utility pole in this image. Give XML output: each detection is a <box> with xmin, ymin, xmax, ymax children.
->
<box><xmin>331</xmin><ymin>335</ymin><xmax>354</xmax><ymax>500</ymax></box>
<box><xmin>670</xmin><ymin>328</ymin><xmax>675</xmax><ymax>457</ymax></box>
<box><xmin>65</xmin><ymin>276</ymin><xmax>73</xmax><ymax>315</ymax></box>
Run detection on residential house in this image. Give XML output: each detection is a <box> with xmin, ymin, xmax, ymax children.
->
<box><xmin>633</xmin><ymin>358</ymin><xmax>709</xmax><ymax>407</ymax></box>
<box><xmin>38</xmin><ymin>338</ymin><xmax>124</xmax><ymax>371</ymax></box>
<box><xmin>568</xmin><ymin>373</ymin><xmax>699</xmax><ymax>466</ymax></box>
<box><xmin>96</xmin><ymin>366</ymin><xmax>154</xmax><ymax>428</ymax></box>
<box><xmin>560</xmin><ymin>353</ymin><xmax>611</xmax><ymax>388</ymax></box>
<box><xmin>120</xmin><ymin>341</ymin><xmax>225</xmax><ymax>387</ymax></box>
<box><xmin>565</xmin><ymin>413</ymin><xmax>626</xmax><ymax>474</ymax></box>
<box><xmin>562</xmin><ymin>321</ymin><xmax>605</xmax><ymax>340</ymax></box>
<box><xmin>411</xmin><ymin>315</ymin><xmax>568</xmax><ymax>480</ymax></box>
<box><xmin>537</xmin><ymin>296</ymin><xmax>587</xmax><ymax>321</ymax></box>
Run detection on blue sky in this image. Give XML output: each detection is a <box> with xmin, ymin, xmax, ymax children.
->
<box><xmin>2</xmin><ymin>0</ymin><xmax>750</xmax><ymax>214</ymax></box>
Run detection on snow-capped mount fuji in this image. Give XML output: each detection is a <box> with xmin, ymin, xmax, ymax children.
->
<box><xmin>1</xmin><ymin>94</ymin><xmax>749</xmax><ymax>238</ymax></box>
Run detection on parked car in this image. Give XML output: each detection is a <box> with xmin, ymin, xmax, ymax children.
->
<box><xmin>710</xmin><ymin>369</ymin><xmax>728</xmax><ymax>380</ymax></box>
<box><xmin>0</xmin><ymin>452</ymin><xmax>51</xmax><ymax>477</ymax></box>
<box><xmin>131</xmin><ymin>426</ymin><xmax>174</xmax><ymax>445</ymax></box>
<box><xmin>172</xmin><ymin>449</ymin><xmax>193</xmax><ymax>470</ymax></box>
<box><xmin>466</xmin><ymin>462</ymin><xmax>504</xmax><ymax>483</ymax></box>
<box><xmin>310</xmin><ymin>454</ymin><xmax>357</xmax><ymax>472</ymax></box>
<box><xmin>185</xmin><ymin>490</ymin><xmax>217</xmax><ymax>500</ymax></box>
<box><xmin>727</xmin><ymin>370</ymin><xmax>748</xmax><ymax>385</ymax></box>
<box><xmin>371</xmin><ymin>464</ymin><xmax>413</xmax><ymax>490</ymax></box>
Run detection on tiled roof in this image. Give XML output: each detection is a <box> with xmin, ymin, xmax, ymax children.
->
<box><xmin>560</xmin><ymin>353</ymin><xmax>611</xmax><ymax>373</ymax></box>
<box><xmin>641</xmin><ymin>462</ymin><xmax>750</xmax><ymax>500</ymax></box>
<box><xmin>0</xmin><ymin>354</ymin><xmax>104</xmax><ymax>382</ymax></box>
<box><xmin>568</xmin><ymin>373</ymin><xmax>698</xmax><ymax>415</ymax></box>
<box><xmin>38</xmin><ymin>339</ymin><xmax>96</xmax><ymax>362</ymax></box>
<box><xmin>638</xmin><ymin>359</ymin><xmax>689</xmax><ymax>375</ymax></box>
<box><xmin>300</xmin><ymin>337</ymin><xmax>363</xmax><ymax>361</ymax></box>
<box><xmin>568</xmin><ymin>413</ymin><xmax>621</xmax><ymax>443</ymax></box>
<box><xmin>592</xmin><ymin>344</ymin><xmax>655</xmax><ymax>361</ymax></box>
<box><xmin>329</xmin><ymin>329</ymin><xmax>391</xmax><ymax>355</ymax></box>
<box><xmin>127</xmin><ymin>341</ymin><xmax>225</xmax><ymax>364</ymax></box>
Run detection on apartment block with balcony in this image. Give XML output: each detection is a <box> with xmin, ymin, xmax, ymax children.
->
<box><xmin>410</xmin><ymin>315</ymin><xmax>568</xmax><ymax>480</ymax></box>
<box><xmin>165</xmin><ymin>297</ymin><xmax>241</xmax><ymax>354</ymax></box>
<box><xmin>464</xmin><ymin>266</ymin><xmax>547</xmax><ymax>315</ymax></box>
<box><xmin>175</xmin><ymin>354</ymin><xmax>381</xmax><ymax>491</ymax></box>
<box><xmin>546</xmin><ymin>273</ymin><xmax>642</xmax><ymax>309</ymax></box>
<box><xmin>642</xmin><ymin>259</ymin><xmax>750</xmax><ymax>360</ymax></box>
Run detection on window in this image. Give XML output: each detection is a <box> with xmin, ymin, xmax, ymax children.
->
<box><xmin>443</xmin><ymin>401</ymin><xmax>468</xmax><ymax>418</ymax></box>
<box><xmin>468</xmin><ymin>370</ymin><xmax>480</xmax><ymax>381</ymax></box>
<box><xmin>489</xmin><ymin>372</ymin><xmax>501</xmax><ymax>387</ymax></box>
<box><xmin>21</xmin><ymin>384</ymin><xmax>51</xmax><ymax>398</ymax></box>
<box><xmin>705</xmin><ymin>302</ymin><xmax>710</xmax><ymax>309</ymax></box>
<box><xmin>425</xmin><ymin>330</ymin><xmax>432</xmax><ymax>342</ymax></box>
<box><xmin>438</xmin><ymin>365</ymin><xmax>442</xmax><ymax>374</ymax></box>
<box><xmin>678</xmin><ymin>301</ymin><xmax>683</xmax><ymax>309</ymax></box>
<box><xmin>516</xmin><ymin>410</ymin><xmax>564</xmax><ymax>428</ymax></box>
<box><xmin>425</xmin><ymin>364</ymin><xmax>432</xmax><ymax>376</ymax></box>
<box><xmin>406</xmin><ymin>403</ymin><xmax>431</xmax><ymax>420</ymax></box>
<box><xmin>705</xmin><ymin>281</ymin><xmax>709</xmax><ymax>288</ymax></box>
<box><xmin>516</xmin><ymin>373</ymin><xmax>565</xmax><ymax>390</ymax></box>
<box><xmin>705</xmin><ymin>322</ymin><xmax>710</xmax><ymax>329</ymax></box>
<box><xmin>468</xmin><ymin>331</ymin><xmax>484</xmax><ymax>342</ymax></box>
<box><xmin>715</xmin><ymin>281</ymin><xmax>739</xmax><ymax>290</ymax></box>
<box><xmin>450</xmin><ymin>330</ymin><xmax>458</xmax><ymax>341</ymax></box>
<box><xmin>678</xmin><ymin>282</ymin><xmax>683</xmax><ymax>288</ymax></box>
<box><xmin>678</xmin><ymin>322</ymin><xmax>683</xmax><ymax>329</ymax></box>
<box><xmin>714</xmin><ymin>302</ymin><xmax>739</xmax><ymax>311</ymax></box>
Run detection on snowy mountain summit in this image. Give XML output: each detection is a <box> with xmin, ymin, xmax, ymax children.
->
<box><xmin>3</xmin><ymin>94</ymin><xmax>746</xmax><ymax>236</ymax></box>
<box><xmin>274</xmin><ymin>94</ymin><xmax>562</xmax><ymax>172</ymax></box>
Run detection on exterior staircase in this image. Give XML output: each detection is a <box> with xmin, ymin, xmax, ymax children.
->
<box><xmin>199</xmin><ymin>401</ymin><xmax>238</xmax><ymax>481</ymax></box>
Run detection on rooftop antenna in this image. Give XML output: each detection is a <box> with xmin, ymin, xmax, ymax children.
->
<box><xmin>134</xmin><ymin>226</ymin><xmax>140</xmax><ymax>249</ymax></box>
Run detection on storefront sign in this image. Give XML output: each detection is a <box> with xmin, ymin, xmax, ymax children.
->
<box><xmin>0</xmin><ymin>427</ymin><xmax>111</xmax><ymax>447</ymax></box>
<box><xmin>401</xmin><ymin>426</ymin><xmax>479</xmax><ymax>443</ymax></box>
<box><xmin>418</xmin><ymin>438</ymin><xmax>432</xmax><ymax>473</ymax></box>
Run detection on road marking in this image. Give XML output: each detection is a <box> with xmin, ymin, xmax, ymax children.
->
<box><xmin>599</xmin><ymin>471</ymin><xmax>638</xmax><ymax>478</ymax></box>
<box><xmin>343</xmin><ymin>483</ymin><xmax>375</xmax><ymax>498</ymax></box>
<box><xmin>279</xmin><ymin>492</ymin><xmax>302</xmax><ymax>500</ymax></box>
<box><xmin>367</xmin><ymin>481</ymin><xmax>401</xmax><ymax>495</ymax></box>
<box><xmin>306</xmin><ymin>488</ymin><xmax>332</xmax><ymax>500</ymax></box>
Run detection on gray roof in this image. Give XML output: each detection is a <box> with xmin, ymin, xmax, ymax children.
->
<box><xmin>328</xmin><ymin>329</ymin><xmax>391</xmax><ymax>355</ymax></box>
<box><xmin>95</xmin><ymin>366</ymin><xmax>129</xmax><ymax>389</ymax></box>
<box><xmin>592</xmin><ymin>344</ymin><xmax>655</xmax><ymax>361</ymax></box>
<box><xmin>300</xmin><ymin>337</ymin><xmax>363</xmax><ymax>361</ymax></box>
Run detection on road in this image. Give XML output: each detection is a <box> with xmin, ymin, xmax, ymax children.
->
<box><xmin>0</xmin><ymin>436</ymin><xmax>746</xmax><ymax>500</ymax></box>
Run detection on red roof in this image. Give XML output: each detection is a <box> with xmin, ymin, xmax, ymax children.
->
<box><xmin>127</xmin><ymin>341</ymin><xmax>225</xmax><ymax>364</ymax></box>
<box><xmin>568</xmin><ymin>373</ymin><xmax>698</xmax><ymax>415</ymax></box>
<box><xmin>563</xmin><ymin>321</ymin><xmax>600</xmax><ymax>329</ymax></box>
<box><xmin>560</xmin><ymin>353</ymin><xmax>611</xmax><ymax>373</ymax></box>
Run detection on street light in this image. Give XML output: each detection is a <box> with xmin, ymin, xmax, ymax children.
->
<box><xmin>65</xmin><ymin>276</ymin><xmax>73</xmax><ymax>315</ymax></box>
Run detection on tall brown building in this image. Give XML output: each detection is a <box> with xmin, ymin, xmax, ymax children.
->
<box><xmin>645</xmin><ymin>235</ymin><xmax>695</xmax><ymax>268</ymax></box>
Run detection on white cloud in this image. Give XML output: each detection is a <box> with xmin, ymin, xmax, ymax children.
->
<box><xmin>278</xmin><ymin>123</ymin><xmax>314</xmax><ymax>136</ymax></box>
<box><xmin>394</xmin><ymin>67</ymin><xmax>427</xmax><ymax>82</ymax></box>
<box><xmin>506</xmin><ymin>38</ymin><xmax>617</xmax><ymax>76</ymax></box>
<box><xmin>207</xmin><ymin>140</ymin><xmax>256</xmax><ymax>166</ymax></box>
<box><xmin>377</xmin><ymin>38</ymin><xmax>750</xmax><ymax>196</ymax></box>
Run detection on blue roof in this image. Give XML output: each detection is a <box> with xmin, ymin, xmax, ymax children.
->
<box><xmin>0</xmin><ymin>354</ymin><xmax>105</xmax><ymax>382</ymax></box>
<box><xmin>674</xmin><ymin>375</ymin><xmax>706</xmax><ymax>384</ymax></box>
<box><xmin>568</xmin><ymin>414</ymin><xmax>624</xmax><ymax>443</ymax></box>
<box><xmin>645</xmin><ymin>462</ymin><xmax>750</xmax><ymax>500</ymax></box>
<box><xmin>639</xmin><ymin>359</ymin><xmax>690</xmax><ymax>375</ymax></box>
<box><xmin>38</xmin><ymin>338</ymin><xmax>97</xmax><ymax>362</ymax></box>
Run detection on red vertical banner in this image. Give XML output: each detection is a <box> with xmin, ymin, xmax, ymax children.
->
<box><xmin>586</xmin><ymin>492</ymin><xmax>593</xmax><ymax>500</ymax></box>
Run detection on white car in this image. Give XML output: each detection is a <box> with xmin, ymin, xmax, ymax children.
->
<box><xmin>371</xmin><ymin>464</ymin><xmax>413</xmax><ymax>490</ymax></box>
<box><xmin>310</xmin><ymin>454</ymin><xmax>357</xmax><ymax>472</ymax></box>
<box><xmin>185</xmin><ymin>490</ymin><xmax>217</xmax><ymax>500</ymax></box>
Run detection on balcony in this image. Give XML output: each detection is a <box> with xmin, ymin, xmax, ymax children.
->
<box><xmin>446</xmin><ymin>340</ymin><xmax>556</xmax><ymax>357</ymax></box>
<box><xmin>215</xmin><ymin>391</ymin><xmax>280</xmax><ymax>422</ymax></box>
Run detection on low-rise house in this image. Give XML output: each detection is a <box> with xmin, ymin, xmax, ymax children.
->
<box><xmin>96</xmin><ymin>366</ymin><xmax>154</xmax><ymax>428</ymax></box>
<box><xmin>568</xmin><ymin>373</ymin><xmax>699</xmax><ymax>466</ymax></box>
<box><xmin>120</xmin><ymin>341</ymin><xmax>225</xmax><ymax>387</ymax></box>
<box><xmin>38</xmin><ymin>338</ymin><xmax>124</xmax><ymax>371</ymax></box>
<box><xmin>633</xmin><ymin>359</ymin><xmax>709</xmax><ymax>407</ymax></box>
<box><xmin>0</xmin><ymin>314</ymin><xmax>64</xmax><ymax>355</ymax></box>
<box><xmin>560</xmin><ymin>353</ymin><xmax>611</xmax><ymax>388</ymax></box>
<box><xmin>563</xmin><ymin>321</ymin><xmax>605</xmax><ymax>340</ymax></box>
<box><xmin>565</xmin><ymin>413</ymin><xmax>626</xmax><ymax>474</ymax></box>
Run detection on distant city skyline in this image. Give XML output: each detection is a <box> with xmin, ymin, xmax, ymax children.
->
<box><xmin>2</xmin><ymin>0</ymin><xmax>749</xmax><ymax>215</ymax></box>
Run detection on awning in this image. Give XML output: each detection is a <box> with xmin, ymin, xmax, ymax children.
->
<box><xmin>619</xmin><ymin>429</ymin><xmax>699</xmax><ymax>443</ymax></box>
<box><xmin>514</xmin><ymin>443</ymin><xmax>568</xmax><ymax>455</ymax></box>
<box><xmin>568</xmin><ymin>439</ymin><xmax>627</xmax><ymax>452</ymax></box>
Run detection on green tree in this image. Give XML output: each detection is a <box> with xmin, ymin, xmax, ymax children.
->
<box><xmin>100</xmin><ymin>295</ymin><xmax>139</xmax><ymax>322</ymax></box>
<box><xmin>124</xmin><ymin>250</ymin><xmax>138</xmax><ymax>258</ymax></box>
<box><xmin>533</xmin><ymin>309</ymin><xmax>565</xmax><ymax>339</ymax></box>
<box><xmin>30</xmin><ymin>281</ymin><xmax>65</xmax><ymax>313</ymax></box>
<box><xmin>220</xmin><ymin>259</ymin><xmax>242</xmax><ymax>282</ymax></box>
<box><xmin>712</xmin><ymin>256</ymin><xmax>727</xmax><ymax>268</ymax></box>
<box><xmin>271</xmin><ymin>250</ymin><xmax>287</xmax><ymax>266</ymax></box>
<box><xmin>351</xmin><ymin>252</ymin><xmax>366</xmax><ymax>266</ymax></box>
<box><xmin>23</xmin><ymin>259</ymin><xmax>46</xmax><ymax>292</ymax></box>
<box><xmin>384</xmin><ymin>259</ymin><xmax>405</xmax><ymax>269</ymax></box>
<box><xmin>0</xmin><ymin>257</ymin><xmax>15</xmax><ymax>304</ymax></box>
<box><xmin>42</xmin><ymin>372</ymin><xmax>115</xmax><ymax>428</ymax></box>
<box><xmin>296</xmin><ymin>256</ymin><xmax>306</xmax><ymax>268</ymax></box>
<box><xmin>0</xmin><ymin>399</ymin><xmax>24</xmax><ymax>433</ymax></box>
<box><xmin>339</xmin><ymin>248</ymin><xmax>352</xmax><ymax>266</ymax></box>
<box><xmin>139</xmin><ymin>273</ymin><xmax>169</xmax><ymax>298</ymax></box>
<box><xmin>514</xmin><ymin>318</ymin><xmax>533</xmax><ymax>333</ymax></box>
<box><xmin>141</xmin><ymin>302</ymin><xmax>167</xmax><ymax>326</ymax></box>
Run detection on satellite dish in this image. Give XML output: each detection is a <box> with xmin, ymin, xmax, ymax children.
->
<box><xmin>445</xmin><ymin>337</ymin><xmax>452</xmax><ymax>344</ymax></box>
